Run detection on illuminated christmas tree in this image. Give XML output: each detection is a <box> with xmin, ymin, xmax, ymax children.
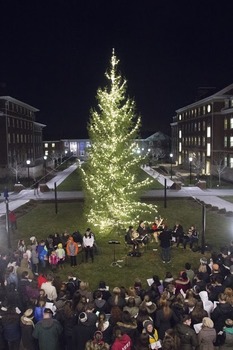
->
<box><xmin>82</xmin><ymin>50</ymin><xmax>157</xmax><ymax>232</ymax></box>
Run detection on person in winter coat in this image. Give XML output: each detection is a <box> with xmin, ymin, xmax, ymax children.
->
<box><xmin>116</xmin><ymin>310</ymin><xmax>138</xmax><ymax>344</ymax></box>
<box><xmin>96</xmin><ymin>312</ymin><xmax>112</xmax><ymax>345</ymax></box>
<box><xmin>85</xmin><ymin>330</ymin><xmax>110</xmax><ymax>350</ymax></box>
<box><xmin>198</xmin><ymin>317</ymin><xmax>216</xmax><ymax>350</ymax></box>
<box><xmin>155</xmin><ymin>292</ymin><xmax>179</xmax><ymax>340</ymax></box>
<box><xmin>66</xmin><ymin>236</ymin><xmax>79</xmax><ymax>267</ymax></box>
<box><xmin>72</xmin><ymin>312</ymin><xmax>97</xmax><ymax>350</ymax></box>
<box><xmin>111</xmin><ymin>326</ymin><xmax>132</xmax><ymax>350</ymax></box>
<box><xmin>55</xmin><ymin>243</ymin><xmax>66</xmax><ymax>269</ymax></box>
<box><xmin>20</xmin><ymin>308</ymin><xmax>36</xmax><ymax>350</ymax></box>
<box><xmin>142</xmin><ymin>319</ymin><xmax>161</xmax><ymax>349</ymax></box>
<box><xmin>219</xmin><ymin>318</ymin><xmax>233</xmax><ymax>350</ymax></box>
<box><xmin>161</xmin><ymin>328</ymin><xmax>181</xmax><ymax>350</ymax></box>
<box><xmin>175</xmin><ymin>314</ymin><xmax>198</xmax><ymax>350</ymax></box>
<box><xmin>33</xmin><ymin>308</ymin><xmax>63</xmax><ymax>350</ymax></box>
<box><xmin>1</xmin><ymin>306</ymin><xmax>21</xmax><ymax>350</ymax></box>
<box><xmin>211</xmin><ymin>293</ymin><xmax>233</xmax><ymax>333</ymax></box>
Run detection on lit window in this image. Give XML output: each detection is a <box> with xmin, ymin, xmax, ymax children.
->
<box><xmin>179</xmin><ymin>142</ymin><xmax>182</xmax><ymax>152</ymax></box>
<box><xmin>198</xmin><ymin>122</ymin><xmax>201</xmax><ymax>131</ymax></box>
<box><xmin>179</xmin><ymin>114</ymin><xmax>182</xmax><ymax>120</ymax></box>
<box><xmin>45</xmin><ymin>150</ymin><xmax>48</xmax><ymax>156</ymax></box>
<box><xmin>224</xmin><ymin>136</ymin><xmax>228</xmax><ymax>147</ymax></box>
<box><xmin>224</xmin><ymin>157</ymin><xmax>228</xmax><ymax>166</ymax></box>
<box><xmin>207</xmin><ymin>143</ymin><xmax>211</xmax><ymax>156</ymax></box>
<box><xmin>207</xmin><ymin>104</ymin><xmax>211</xmax><ymax>113</ymax></box>
<box><xmin>230</xmin><ymin>136</ymin><xmax>233</xmax><ymax>147</ymax></box>
<box><xmin>230</xmin><ymin>157</ymin><xmax>233</xmax><ymax>168</ymax></box>
<box><xmin>207</xmin><ymin>126</ymin><xmax>211</xmax><ymax>137</ymax></box>
<box><xmin>52</xmin><ymin>143</ymin><xmax>55</xmax><ymax>148</ymax></box>
<box><xmin>44</xmin><ymin>143</ymin><xmax>48</xmax><ymax>148</ymax></box>
<box><xmin>203</xmin><ymin>137</ymin><xmax>206</xmax><ymax>146</ymax></box>
<box><xmin>230</xmin><ymin>118</ymin><xmax>233</xmax><ymax>129</ymax></box>
<box><xmin>203</xmin><ymin>106</ymin><xmax>206</xmax><ymax>114</ymax></box>
<box><xmin>231</xmin><ymin>99</ymin><xmax>233</xmax><ymax>107</ymax></box>
<box><xmin>224</xmin><ymin>118</ymin><xmax>228</xmax><ymax>130</ymax></box>
<box><xmin>179</xmin><ymin>130</ymin><xmax>182</xmax><ymax>138</ymax></box>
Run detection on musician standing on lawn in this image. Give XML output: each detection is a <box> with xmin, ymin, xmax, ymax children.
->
<box><xmin>158</xmin><ymin>225</ymin><xmax>172</xmax><ymax>263</ymax></box>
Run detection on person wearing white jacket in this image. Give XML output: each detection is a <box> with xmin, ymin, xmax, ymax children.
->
<box><xmin>83</xmin><ymin>228</ymin><xmax>95</xmax><ymax>263</ymax></box>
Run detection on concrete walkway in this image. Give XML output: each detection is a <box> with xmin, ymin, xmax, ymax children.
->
<box><xmin>1</xmin><ymin>163</ymin><xmax>233</xmax><ymax>217</ymax></box>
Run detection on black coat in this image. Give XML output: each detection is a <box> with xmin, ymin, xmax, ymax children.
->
<box><xmin>72</xmin><ymin>321</ymin><xmax>96</xmax><ymax>350</ymax></box>
<box><xmin>211</xmin><ymin>302</ymin><xmax>233</xmax><ymax>332</ymax></box>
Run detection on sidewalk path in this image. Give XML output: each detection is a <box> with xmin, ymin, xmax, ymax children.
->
<box><xmin>1</xmin><ymin>164</ymin><xmax>233</xmax><ymax>217</ymax></box>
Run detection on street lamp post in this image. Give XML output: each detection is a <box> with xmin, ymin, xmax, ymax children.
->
<box><xmin>189</xmin><ymin>157</ymin><xmax>193</xmax><ymax>185</ymax></box>
<box><xmin>26</xmin><ymin>160</ymin><xmax>31</xmax><ymax>187</ymax></box>
<box><xmin>170</xmin><ymin>153</ymin><xmax>173</xmax><ymax>180</ymax></box>
<box><xmin>43</xmin><ymin>155</ymin><xmax>47</xmax><ymax>178</ymax></box>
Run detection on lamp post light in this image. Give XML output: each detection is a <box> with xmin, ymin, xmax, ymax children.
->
<box><xmin>43</xmin><ymin>155</ymin><xmax>47</xmax><ymax>178</ymax></box>
<box><xmin>189</xmin><ymin>157</ymin><xmax>193</xmax><ymax>185</ymax></box>
<box><xmin>26</xmin><ymin>160</ymin><xmax>31</xmax><ymax>187</ymax></box>
<box><xmin>170</xmin><ymin>153</ymin><xmax>173</xmax><ymax>180</ymax></box>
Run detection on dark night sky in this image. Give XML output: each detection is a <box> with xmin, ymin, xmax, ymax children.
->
<box><xmin>1</xmin><ymin>0</ymin><xmax>233</xmax><ymax>139</ymax></box>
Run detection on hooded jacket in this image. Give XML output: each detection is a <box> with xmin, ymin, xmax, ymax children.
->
<box><xmin>66</xmin><ymin>237</ymin><xmax>79</xmax><ymax>256</ymax></box>
<box><xmin>33</xmin><ymin>318</ymin><xmax>63</xmax><ymax>350</ymax></box>
<box><xmin>175</xmin><ymin>323</ymin><xmax>198</xmax><ymax>350</ymax></box>
<box><xmin>111</xmin><ymin>333</ymin><xmax>132</xmax><ymax>350</ymax></box>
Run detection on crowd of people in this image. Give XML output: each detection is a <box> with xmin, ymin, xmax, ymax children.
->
<box><xmin>0</xmin><ymin>223</ymin><xmax>233</xmax><ymax>350</ymax></box>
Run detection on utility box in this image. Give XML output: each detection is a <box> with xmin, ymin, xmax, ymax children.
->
<box><xmin>195</xmin><ymin>180</ymin><xmax>207</xmax><ymax>190</ymax></box>
<box><xmin>39</xmin><ymin>184</ymin><xmax>50</xmax><ymax>192</ymax></box>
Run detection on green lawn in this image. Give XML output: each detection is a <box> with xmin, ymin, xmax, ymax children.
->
<box><xmin>57</xmin><ymin>167</ymin><xmax>163</xmax><ymax>191</ymax></box>
<box><xmin>12</xmin><ymin>198</ymin><xmax>233</xmax><ymax>291</ymax></box>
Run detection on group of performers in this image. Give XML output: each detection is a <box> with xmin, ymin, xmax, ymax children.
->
<box><xmin>125</xmin><ymin>218</ymin><xmax>199</xmax><ymax>254</ymax></box>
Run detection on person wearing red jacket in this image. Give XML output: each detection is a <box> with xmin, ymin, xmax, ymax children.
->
<box><xmin>66</xmin><ymin>236</ymin><xmax>79</xmax><ymax>267</ymax></box>
<box><xmin>111</xmin><ymin>327</ymin><xmax>132</xmax><ymax>350</ymax></box>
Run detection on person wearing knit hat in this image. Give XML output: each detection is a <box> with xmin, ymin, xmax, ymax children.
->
<box><xmin>55</xmin><ymin>243</ymin><xmax>66</xmax><ymax>269</ymax></box>
<box><xmin>85</xmin><ymin>330</ymin><xmax>110</xmax><ymax>349</ymax></box>
<box><xmin>72</xmin><ymin>311</ymin><xmax>97</xmax><ymax>350</ymax></box>
<box><xmin>198</xmin><ymin>317</ymin><xmax>216</xmax><ymax>350</ymax></box>
<box><xmin>142</xmin><ymin>319</ymin><xmax>160</xmax><ymax>349</ymax></box>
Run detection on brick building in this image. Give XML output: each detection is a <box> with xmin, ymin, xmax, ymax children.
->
<box><xmin>0</xmin><ymin>96</ymin><xmax>45</xmax><ymax>174</ymax></box>
<box><xmin>171</xmin><ymin>83</ymin><xmax>233</xmax><ymax>181</ymax></box>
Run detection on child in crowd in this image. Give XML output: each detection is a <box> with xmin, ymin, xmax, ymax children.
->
<box><xmin>49</xmin><ymin>250</ymin><xmax>59</xmax><ymax>271</ymax></box>
<box><xmin>56</xmin><ymin>243</ymin><xmax>66</xmax><ymax>269</ymax></box>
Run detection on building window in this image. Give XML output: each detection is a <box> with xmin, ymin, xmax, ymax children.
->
<box><xmin>224</xmin><ymin>136</ymin><xmax>228</xmax><ymax>147</ymax></box>
<box><xmin>179</xmin><ymin>130</ymin><xmax>182</xmax><ymax>139</ymax></box>
<box><xmin>52</xmin><ymin>143</ymin><xmax>55</xmax><ymax>148</ymax></box>
<box><xmin>230</xmin><ymin>118</ymin><xmax>233</xmax><ymax>129</ymax></box>
<box><xmin>230</xmin><ymin>156</ymin><xmax>233</xmax><ymax>168</ymax></box>
<box><xmin>230</xmin><ymin>136</ymin><xmax>233</xmax><ymax>147</ymax></box>
<box><xmin>178</xmin><ymin>114</ymin><xmax>182</xmax><ymax>120</ymax></box>
<box><xmin>179</xmin><ymin>142</ymin><xmax>182</xmax><ymax>152</ymax></box>
<box><xmin>44</xmin><ymin>143</ymin><xmax>48</xmax><ymax>148</ymax></box>
<box><xmin>207</xmin><ymin>126</ymin><xmax>211</xmax><ymax>138</ymax></box>
<box><xmin>207</xmin><ymin>143</ymin><xmax>211</xmax><ymax>156</ymax></box>
<box><xmin>203</xmin><ymin>105</ymin><xmax>206</xmax><ymax>114</ymax></box>
<box><xmin>203</xmin><ymin>137</ymin><xmax>206</xmax><ymax>146</ymax></box>
<box><xmin>224</xmin><ymin>156</ymin><xmax>228</xmax><ymax>166</ymax></box>
<box><xmin>207</xmin><ymin>104</ymin><xmax>211</xmax><ymax>113</ymax></box>
<box><xmin>224</xmin><ymin>118</ymin><xmax>228</xmax><ymax>130</ymax></box>
<box><xmin>203</xmin><ymin>121</ymin><xmax>206</xmax><ymax>131</ymax></box>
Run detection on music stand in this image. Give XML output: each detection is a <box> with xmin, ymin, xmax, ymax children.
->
<box><xmin>108</xmin><ymin>240</ymin><xmax>122</xmax><ymax>267</ymax></box>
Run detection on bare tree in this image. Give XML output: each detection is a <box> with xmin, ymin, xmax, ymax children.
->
<box><xmin>9</xmin><ymin>161</ymin><xmax>24</xmax><ymax>183</ymax></box>
<box><xmin>213</xmin><ymin>155</ymin><xmax>227</xmax><ymax>186</ymax></box>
